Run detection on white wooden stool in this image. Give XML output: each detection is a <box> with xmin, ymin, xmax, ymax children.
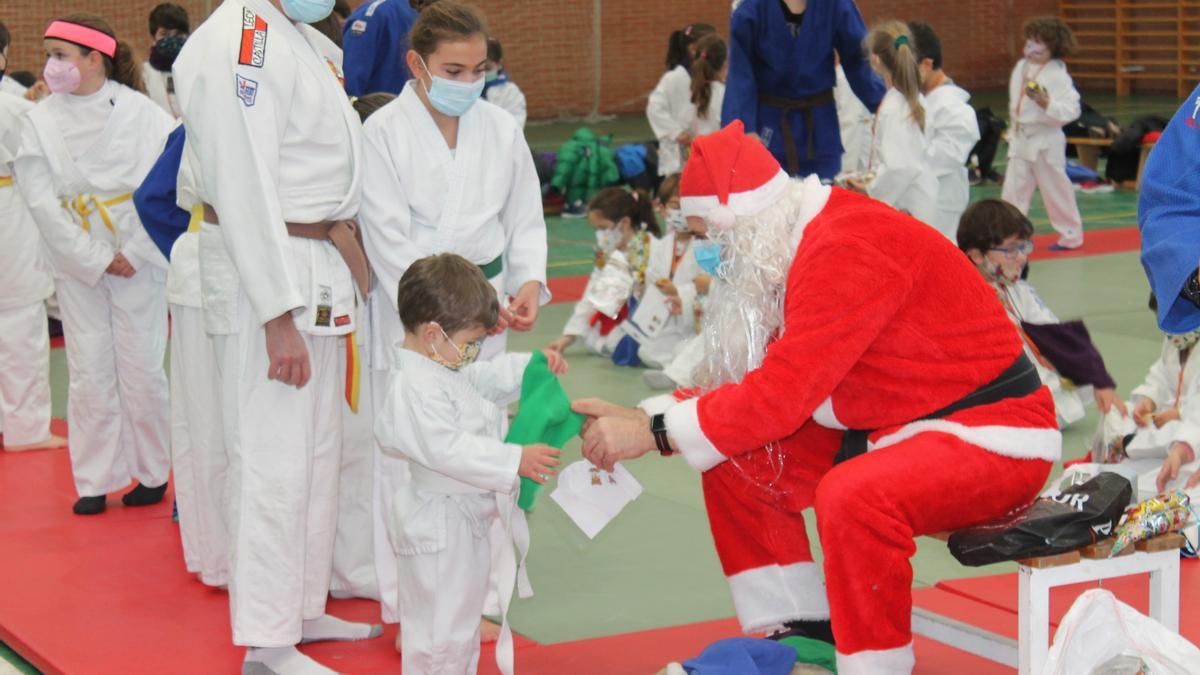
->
<box><xmin>912</xmin><ymin>533</ymin><xmax>1184</xmax><ymax>675</ymax></box>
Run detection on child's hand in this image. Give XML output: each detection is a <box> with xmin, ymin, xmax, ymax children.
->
<box><xmin>844</xmin><ymin>177</ymin><xmax>868</xmax><ymax>195</ymax></box>
<box><xmin>1094</xmin><ymin>388</ymin><xmax>1127</xmax><ymax>417</ymax></box>
<box><xmin>546</xmin><ymin>335</ymin><xmax>575</xmax><ymax>354</ymax></box>
<box><xmin>676</xmin><ymin>131</ymin><xmax>693</xmax><ymax>146</ymax></box>
<box><xmin>1031</xmin><ymin>88</ymin><xmax>1050</xmax><ymax>109</ymax></box>
<box><xmin>1154</xmin><ymin>407</ymin><xmax>1181</xmax><ymax>428</ymax></box>
<box><xmin>1133</xmin><ymin>398</ymin><xmax>1157</xmax><ymax>427</ymax></box>
<box><xmin>1156</xmin><ymin>442</ymin><xmax>1196</xmax><ymax>493</ymax></box>
<box><xmin>520</xmin><ymin>444</ymin><xmax>562</xmax><ymax>484</ymax></box>
<box><xmin>542</xmin><ymin>349</ymin><xmax>569</xmax><ymax>375</ymax></box>
<box><xmin>655</xmin><ymin>278</ymin><xmax>679</xmax><ymax>297</ymax></box>
<box><xmin>694</xmin><ymin>274</ymin><xmax>712</xmax><ymax>295</ymax></box>
<box><xmin>666</xmin><ymin>295</ymin><xmax>683</xmax><ymax>316</ymax></box>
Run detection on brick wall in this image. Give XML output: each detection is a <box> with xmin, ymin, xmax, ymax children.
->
<box><xmin>3</xmin><ymin>0</ymin><xmax>1060</xmax><ymax>120</ymax></box>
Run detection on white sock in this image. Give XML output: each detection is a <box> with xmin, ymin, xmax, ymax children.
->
<box><xmin>300</xmin><ymin>614</ymin><xmax>383</xmax><ymax>643</ymax></box>
<box><xmin>243</xmin><ymin>647</ymin><xmax>336</xmax><ymax>675</ymax></box>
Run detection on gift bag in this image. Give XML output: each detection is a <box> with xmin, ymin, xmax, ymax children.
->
<box><xmin>948</xmin><ymin>473</ymin><xmax>1132</xmax><ymax>566</ymax></box>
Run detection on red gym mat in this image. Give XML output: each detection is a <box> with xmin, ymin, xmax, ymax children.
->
<box><xmin>1029</xmin><ymin>226</ymin><xmax>1140</xmax><ymax>261</ymax></box>
<box><xmin>0</xmin><ymin>425</ymin><xmax>1047</xmax><ymax>674</ymax></box>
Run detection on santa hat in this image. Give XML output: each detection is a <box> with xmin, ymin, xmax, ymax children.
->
<box><xmin>680</xmin><ymin>120</ymin><xmax>790</xmax><ymax>230</ymax></box>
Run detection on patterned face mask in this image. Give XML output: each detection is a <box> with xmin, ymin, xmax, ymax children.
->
<box><xmin>1169</xmin><ymin>329</ymin><xmax>1200</xmax><ymax>351</ymax></box>
<box><xmin>428</xmin><ymin>325</ymin><xmax>482</xmax><ymax>371</ymax></box>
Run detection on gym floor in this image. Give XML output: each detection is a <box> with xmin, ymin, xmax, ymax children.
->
<box><xmin>0</xmin><ymin>91</ymin><xmax>1181</xmax><ymax>672</ymax></box>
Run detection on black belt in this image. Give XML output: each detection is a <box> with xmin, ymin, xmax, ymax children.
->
<box><xmin>759</xmin><ymin>90</ymin><xmax>835</xmax><ymax>174</ymax></box>
<box><xmin>833</xmin><ymin>353</ymin><xmax>1043</xmax><ymax>465</ymax></box>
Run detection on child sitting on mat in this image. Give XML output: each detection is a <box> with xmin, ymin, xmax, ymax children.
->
<box><xmin>957</xmin><ymin>199</ymin><xmax>1124</xmax><ymax>428</ymax></box>
<box><xmin>374</xmin><ymin>253</ymin><xmax>565</xmax><ymax>675</ymax></box>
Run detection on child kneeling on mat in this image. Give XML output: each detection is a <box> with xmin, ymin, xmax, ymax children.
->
<box><xmin>374</xmin><ymin>253</ymin><xmax>563</xmax><ymax>675</ymax></box>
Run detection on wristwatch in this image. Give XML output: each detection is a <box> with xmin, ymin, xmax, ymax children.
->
<box><xmin>650</xmin><ymin>414</ymin><xmax>675</xmax><ymax>456</ymax></box>
<box><xmin>1183</xmin><ymin>272</ymin><xmax>1200</xmax><ymax>308</ymax></box>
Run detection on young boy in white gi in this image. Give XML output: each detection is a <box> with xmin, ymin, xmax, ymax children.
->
<box><xmin>375</xmin><ymin>253</ymin><xmax>564</xmax><ymax>675</ymax></box>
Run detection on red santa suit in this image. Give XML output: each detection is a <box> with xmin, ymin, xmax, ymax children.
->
<box><xmin>667</xmin><ymin>122</ymin><xmax>1061</xmax><ymax>674</ymax></box>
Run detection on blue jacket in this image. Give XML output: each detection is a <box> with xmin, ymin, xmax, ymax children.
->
<box><xmin>132</xmin><ymin>125</ymin><xmax>189</xmax><ymax>260</ymax></box>
<box><xmin>342</xmin><ymin>0</ymin><xmax>418</xmax><ymax>97</ymax></box>
<box><xmin>1139</xmin><ymin>83</ymin><xmax>1200</xmax><ymax>333</ymax></box>
<box><xmin>722</xmin><ymin>0</ymin><xmax>884</xmax><ymax>178</ymax></box>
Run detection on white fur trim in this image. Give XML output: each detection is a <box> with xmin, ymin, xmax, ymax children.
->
<box><xmin>638</xmin><ymin>394</ymin><xmax>681</xmax><ymax>417</ymax></box>
<box><xmin>664</xmin><ymin>397</ymin><xmax>728</xmax><ymax>472</ymax></box>
<box><xmin>812</xmin><ymin>396</ymin><xmax>847</xmax><ymax>430</ymax></box>
<box><xmin>707</xmin><ymin>204</ymin><xmax>737</xmax><ymax>230</ymax></box>
<box><xmin>836</xmin><ymin>642</ymin><xmax>915</xmax><ymax>675</ymax></box>
<box><xmin>681</xmin><ymin>170</ymin><xmax>791</xmax><ymax>219</ymax></box>
<box><xmin>870</xmin><ymin>419</ymin><xmax>1062</xmax><ymax>461</ymax></box>
<box><xmin>727</xmin><ymin>562</ymin><xmax>830</xmax><ymax>632</ymax></box>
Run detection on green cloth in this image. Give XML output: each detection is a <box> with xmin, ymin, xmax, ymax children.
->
<box><xmin>550</xmin><ymin>127</ymin><xmax>621</xmax><ymax>204</ymax></box>
<box><xmin>478</xmin><ymin>255</ymin><xmax>503</xmax><ymax>280</ymax></box>
<box><xmin>779</xmin><ymin>637</ymin><xmax>837</xmax><ymax>673</ymax></box>
<box><xmin>506</xmin><ymin>351</ymin><xmax>584</xmax><ymax>511</ymax></box>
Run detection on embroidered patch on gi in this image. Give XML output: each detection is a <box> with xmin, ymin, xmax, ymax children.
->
<box><xmin>349</xmin><ymin>19</ymin><xmax>367</xmax><ymax>35</ymax></box>
<box><xmin>239</xmin><ymin>8</ymin><xmax>268</xmax><ymax>68</ymax></box>
<box><xmin>235</xmin><ymin>74</ymin><xmax>258</xmax><ymax>106</ymax></box>
<box><xmin>334</xmin><ymin>314</ymin><xmax>351</xmax><ymax>327</ymax></box>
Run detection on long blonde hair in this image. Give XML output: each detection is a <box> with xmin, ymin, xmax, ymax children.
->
<box><xmin>865</xmin><ymin>21</ymin><xmax>924</xmax><ymax>131</ymax></box>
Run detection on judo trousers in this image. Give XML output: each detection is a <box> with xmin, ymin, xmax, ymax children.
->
<box><xmin>56</xmin><ymin>270</ymin><xmax>170</xmax><ymax>497</ymax></box>
<box><xmin>703</xmin><ymin>423</ymin><xmax>1050</xmax><ymax>674</ymax></box>
<box><xmin>1001</xmin><ymin>153</ymin><xmax>1084</xmax><ymax>248</ymax></box>
<box><xmin>0</xmin><ymin>301</ymin><xmax>52</xmax><ymax>447</ymax></box>
<box><xmin>216</xmin><ymin>301</ymin><xmax>342</xmax><ymax>647</ymax></box>
<box><xmin>169</xmin><ymin>304</ymin><xmax>228</xmax><ymax>587</ymax></box>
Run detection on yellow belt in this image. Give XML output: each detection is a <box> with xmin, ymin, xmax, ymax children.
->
<box><xmin>63</xmin><ymin>192</ymin><xmax>132</xmax><ymax>234</ymax></box>
<box><xmin>0</xmin><ymin>176</ymin><xmax>12</xmax><ymax>187</ymax></box>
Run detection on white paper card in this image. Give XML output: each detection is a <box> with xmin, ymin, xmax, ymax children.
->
<box><xmin>551</xmin><ymin>461</ymin><xmax>643</xmax><ymax>539</ymax></box>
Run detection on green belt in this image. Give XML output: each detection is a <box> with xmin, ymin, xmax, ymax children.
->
<box><xmin>479</xmin><ymin>255</ymin><xmax>503</xmax><ymax>280</ymax></box>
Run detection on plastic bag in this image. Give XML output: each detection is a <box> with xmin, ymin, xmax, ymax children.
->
<box><xmin>1043</xmin><ymin>589</ymin><xmax>1200</xmax><ymax>675</ymax></box>
<box><xmin>948</xmin><ymin>473</ymin><xmax>1132</xmax><ymax>566</ymax></box>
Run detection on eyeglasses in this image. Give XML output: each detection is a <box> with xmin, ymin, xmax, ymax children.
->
<box><xmin>990</xmin><ymin>241</ymin><xmax>1034</xmax><ymax>258</ymax></box>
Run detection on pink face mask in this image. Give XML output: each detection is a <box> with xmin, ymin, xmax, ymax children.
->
<box><xmin>43</xmin><ymin>58</ymin><xmax>82</xmax><ymax>94</ymax></box>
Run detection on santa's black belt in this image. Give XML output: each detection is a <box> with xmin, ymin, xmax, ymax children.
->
<box><xmin>832</xmin><ymin>353</ymin><xmax>1042</xmax><ymax>465</ymax></box>
<box><xmin>759</xmin><ymin>90</ymin><xmax>835</xmax><ymax>174</ymax></box>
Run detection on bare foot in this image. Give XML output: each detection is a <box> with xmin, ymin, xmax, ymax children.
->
<box><xmin>394</xmin><ymin>626</ymin><xmax>402</xmax><ymax>653</ymax></box>
<box><xmin>480</xmin><ymin>617</ymin><xmax>501</xmax><ymax>643</ymax></box>
<box><xmin>4</xmin><ymin>433</ymin><xmax>67</xmax><ymax>452</ymax></box>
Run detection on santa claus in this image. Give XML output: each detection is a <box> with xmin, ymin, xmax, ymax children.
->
<box><xmin>574</xmin><ymin>121</ymin><xmax>1061</xmax><ymax>674</ymax></box>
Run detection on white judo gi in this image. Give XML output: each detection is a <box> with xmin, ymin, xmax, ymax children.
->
<box><xmin>835</xmin><ymin>64</ymin><xmax>873</xmax><ymax>175</ymax></box>
<box><xmin>374</xmin><ymin>348</ymin><xmax>531</xmax><ymax>675</ymax></box>
<box><xmin>866</xmin><ymin>88</ymin><xmax>938</xmax><ymax>227</ymax></box>
<box><xmin>1001</xmin><ymin>58</ymin><xmax>1083</xmax><ymax>248</ymax></box>
<box><xmin>923</xmin><ymin>80</ymin><xmax>980</xmax><ymax>240</ymax></box>
<box><xmin>647</xmin><ymin>65</ymin><xmax>725</xmax><ymax>176</ymax></box>
<box><xmin>15</xmin><ymin>80</ymin><xmax>172</xmax><ymax>497</ymax></box>
<box><xmin>995</xmin><ymin>279</ymin><xmax>1093</xmax><ymax>427</ymax></box>
<box><xmin>359</xmin><ymin>81</ymin><xmax>547</xmax><ymax>623</ymax></box>
<box><xmin>0</xmin><ymin>92</ymin><xmax>55</xmax><ymax>448</ymax></box>
<box><xmin>174</xmin><ymin>0</ymin><xmax>364</xmax><ymax>647</ymax></box>
<box><xmin>624</xmin><ymin>230</ymin><xmax>703</xmax><ymax>368</ymax></box>
<box><xmin>142</xmin><ymin>62</ymin><xmax>181</xmax><ymax>119</ymax></box>
<box><xmin>483</xmin><ymin>78</ymin><xmax>527</xmax><ymax>129</ymax></box>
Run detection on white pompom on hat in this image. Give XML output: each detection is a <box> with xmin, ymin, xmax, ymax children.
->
<box><xmin>679</xmin><ymin>120</ymin><xmax>790</xmax><ymax>230</ymax></box>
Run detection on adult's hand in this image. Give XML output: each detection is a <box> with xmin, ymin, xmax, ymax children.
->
<box><xmin>105</xmin><ymin>253</ymin><xmax>136</xmax><ymax>278</ymax></box>
<box><xmin>1094</xmin><ymin>388</ymin><xmax>1127</xmax><ymax>417</ymax></box>
<box><xmin>507</xmin><ymin>281</ymin><xmax>543</xmax><ymax>332</ymax></box>
<box><xmin>264</xmin><ymin>312</ymin><xmax>310</xmax><ymax>388</ymax></box>
<box><xmin>572</xmin><ymin>398</ymin><xmax>657</xmax><ymax>471</ymax></box>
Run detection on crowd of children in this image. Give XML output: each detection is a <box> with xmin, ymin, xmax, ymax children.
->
<box><xmin>0</xmin><ymin>2</ymin><xmax>1196</xmax><ymax>674</ymax></box>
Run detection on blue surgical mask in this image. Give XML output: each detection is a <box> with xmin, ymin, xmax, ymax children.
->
<box><xmin>281</xmin><ymin>0</ymin><xmax>335</xmax><ymax>23</ymax></box>
<box><xmin>419</xmin><ymin>56</ymin><xmax>484</xmax><ymax>117</ymax></box>
<box><xmin>692</xmin><ymin>239</ymin><xmax>722</xmax><ymax>276</ymax></box>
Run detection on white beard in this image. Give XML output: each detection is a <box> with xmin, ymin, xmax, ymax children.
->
<box><xmin>695</xmin><ymin>178</ymin><xmax>823</xmax><ymax>390</ymax></box>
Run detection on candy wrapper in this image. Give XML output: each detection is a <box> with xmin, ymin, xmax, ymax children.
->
<box><xmin>1109</xmin><ymin>490</ymin><xmax>1194</xmax><ymax>556</ymax></box>
<box><xmin>583</xmin><ymin>250</ymin><xmax>634</xmax><ymax>318</ymax></box>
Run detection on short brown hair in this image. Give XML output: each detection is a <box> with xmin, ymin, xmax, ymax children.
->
<box><xmin>352</xmin><ymin>92</ymin><xmax>396</xmax><ymax>122</ymax></box>
<box><xmin>397</xmin><ymin>254</ymin><xmax>499</xmax><ymax>334</ymax></box>
<box><xmin>957</xmin><ymin>199</ymin><xmax>1035</xmax><ymax>253</ymax></box>
<box><xmin>657</xmin><ymin>173</ymin><xmax>682</xmax><ymax>203</ymax></box>
<box><xmin>1023</xmin><ymin>16</ymin><xmax>1076</xmax><ymax>59</ymax></box>
<box><xmin>409</xmin><ymin>1</ymin><xmax>488</xmax><ymax>59</ymax></box>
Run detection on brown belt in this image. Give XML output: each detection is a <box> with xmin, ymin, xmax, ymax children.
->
<box><xmin>202</xmin><ymin>203</ymin><xmax>371</xmax><ymax>298</ymax></box>
<box><xmin>759</xmin><ymin>90</ymin><xmax>835</xmax><ymax>174</ymax></box>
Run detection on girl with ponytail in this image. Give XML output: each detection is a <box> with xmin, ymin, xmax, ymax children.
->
<box><xmin>847</xmin><ymin>21</ymin><xmax>938</xmax><ymax>228</ymax></box>
<box><xmin>690</xmin><ymin>33</ymin><xmax>727</xmax><ymax>129</ymax></box>
<box><xmin>14</xmin><ymin>14</ymin><xmax>174</xmax><ymax>515</ymax></box>
<box><xmin>647</xmin><ymin>23</ymin><xmax>716</xmax><ymax>176</ymax></box>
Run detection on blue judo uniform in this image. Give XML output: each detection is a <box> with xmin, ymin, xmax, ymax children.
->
<box><xmin>1139</xmin><ymin>84</ymin><xmax>1200</xmax><ymax>333</ymax></box>
<box><xmin>722</xmin><ymin>0</ymin><xmax>885</xmax><ymax>180</ymax></box>
<box><xmin>132</xmin><ymin>125</ymin><xmax>189</xmax><ymax>260</ymax></box>
<box><xmin>342</xmin><ymin>0</ymin><xmax>418</xmax><ymax>97</ymax></box>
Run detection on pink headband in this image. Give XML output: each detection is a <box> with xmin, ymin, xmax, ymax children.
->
<box><xmin>44</xmin><ymin>21</ymin><xmax>117</xmax><ymax>59</ymax></box>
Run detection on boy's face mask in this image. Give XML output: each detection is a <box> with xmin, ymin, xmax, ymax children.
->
<box><xmin>1170</xmin><ymin>330</ymin><xmax>1200</xmax><ymax>351</ymax></box>
<box><xmin>428</xmin><ymin>325</ymin><xmax>482</xmax><ymax>371</ymax></box>
<box><xmin>149</xmin><ymin>35</ymin><xmax>187</xmax><ymax>73</ymax></box>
